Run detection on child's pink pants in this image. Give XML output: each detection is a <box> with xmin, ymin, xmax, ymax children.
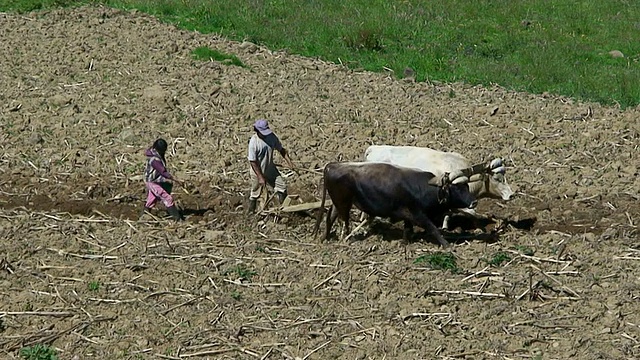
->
<box><xmin>145</xmin><ymin>182</ymin><xmax>174</xmax><ymax>208</ymax></box>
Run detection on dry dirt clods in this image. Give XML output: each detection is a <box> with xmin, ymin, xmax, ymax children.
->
<box><xmin>0</xmin><ymin>6</ymin><xmax>639</xmax><ymax>360</ymax></box>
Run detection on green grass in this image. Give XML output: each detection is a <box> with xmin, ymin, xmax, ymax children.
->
<box><xmin>191</xmin><ymin>46</ymin><xmax>246</xmax><ymax>67</ymax></box>
<box><xmin>2</xmin><ymin>0</ymin><xmax>639</xmax><ymax>107</ymax></box>
<box><xmin>20</xmin><ymin>344</ymin><xmax>58</xmax><ymax>360</ymax></box>
<box><xmin>515</xmin><ymin>245</ymin><xmax>535</xmax><ymax>256</ymax></box>
<box><xmin>414</xmin><ymin>252</ymin><xmax>459</xmax><ymax>273</ymax></box>
<box><xmin>230</xmin><ymin>290</ymin><xmax>242</xmax><ymax>300</ymax></box>
<box><xmin>88</xmin><ymin>280</ymin><xmax>100</xmax><ymax>291</ymax></box>
<box><xmin>486</xmin><ymin>251</ymin><xmax>511</xmax><ymax>267</ymax></box>
<box><xmin>225</xmin><ymin>264</ymin><xmax>257</xmax><ymax>281</ymax></box>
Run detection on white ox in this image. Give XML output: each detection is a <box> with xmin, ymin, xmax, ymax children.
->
<box><xmin>364</xmin><ymin>145</ymin><xmax>514</xmax><ymax>229</ymax></box>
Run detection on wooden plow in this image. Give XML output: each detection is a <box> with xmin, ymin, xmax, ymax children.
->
<box><xmin>260</xmin><ymin>199</ymin><xmax>333</xmax><ymax>216</ymax></box>
<box><xmin>257</xmin><ymin>163</ymin><xmax>327</xmax><ymax>216</ymax></box>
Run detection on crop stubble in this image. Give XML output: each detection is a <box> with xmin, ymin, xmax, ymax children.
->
<box><xmin>0</xmin><ymin>6</ymin><xmax>638</xmax><ymax>360</ymax></box>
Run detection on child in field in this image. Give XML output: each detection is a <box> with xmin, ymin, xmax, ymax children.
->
<box><xmin>141</xmin><ymin>138</ymin><xmax>183</xmax><ymax>221</ymax></box>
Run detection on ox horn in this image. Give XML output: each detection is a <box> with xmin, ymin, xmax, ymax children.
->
<box><xmin>448</xmin><ymin>170</ymin><xmax>465</xmax><ymax>183</ymax></box>
<box><xmin>491</xmin><ymin>165</ymin><xmax>506</xmax><ymax>174</ymax></box>
<box><xmin>452</xmin><ymin>175</ymin><xmax>469</xmax><ymax>184</ymax></box>
<box><xmin>469</xmin><ymin>174</ymin><xmax>483</xmax><ymax>182</ymax></box>
<box><xmin>489</xmin><ymin>158</ymin><xmax>503</xmax><ymax>169</ymax></box>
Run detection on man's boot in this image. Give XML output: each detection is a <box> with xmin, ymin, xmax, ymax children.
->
<box><xmin>167</xmin><ymin>205</ymin><xmax>183</xmax><ymax>222</ymax></box>
<box><xmin>247</xmin><ymin>198</ymin><xmax>257</xmax><ymax>214</ymax></box>
<box><xmin>276</xmin><ymin>191</ymin><xmax>287</xmax><ymax>205</ymax></box>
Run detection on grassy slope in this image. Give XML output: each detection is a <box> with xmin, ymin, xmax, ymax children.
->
<box><xmin>3</xmin><ymin>0</ymin><xmax>639</xmax><ymax>107</ymax></box>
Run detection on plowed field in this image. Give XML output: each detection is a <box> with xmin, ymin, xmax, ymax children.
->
<box><xmin>0</xmin><ymin>6</ymin><xmax>638</xmax><ymax>360</ymax></box>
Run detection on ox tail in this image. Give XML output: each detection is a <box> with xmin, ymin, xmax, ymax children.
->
<box><xmin>312</xmin><ymin>166</ymin><xmax>328</xmax><ymax>239</ymax></box>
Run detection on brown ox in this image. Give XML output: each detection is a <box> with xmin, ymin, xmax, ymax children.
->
<box><xmin>313</xmin><ymin>162</ymin><xmax>477</xmax><ymax>247</ymax></box>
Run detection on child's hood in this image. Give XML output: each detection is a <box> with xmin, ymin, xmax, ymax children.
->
<box><xmin>145</xmin><ymin>148</ymin><xmax>159</xmax><ymax>158</ymax></box>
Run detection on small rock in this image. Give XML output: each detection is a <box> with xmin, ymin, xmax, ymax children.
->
<box><xmin>119</xmin><ymin>268</ymin><xmax>134</xmax><ymax>279</ymax></box>
<box><xmin>166</xmin><ymin>42</ymin><xmax>179</xmax><ymax>55</ymax></box>
<box><xmin>536</xmin><ymin>202</ymin><xmax>551</xmax><ymax>211</ymax></box>
<box><xmin>610</xmin><ymin>160</ymin><xmax>624</xmax><ymax>171</ymax></box>
<box><xmin>203</xmin><ymin>230</ymin><xmax>224</xmax><ymax>242</ymax></box>
<box><xmin>366</xmin><ymin>286</ymin><xmax>381</xmax><ymax>300</ymax></box>
<box><xmin>49</xmin><ymin>94</ymin><xmax>72</xmax><ymax>107</ymax></box>
<box><xmin>118</xmin><ymin>129</ymin><xmax>136</xmax><ymax>142</ymax></box>
<box><xmin>88</xmin><ymin>18</ymin><xmax>101</xmax><ymax>27</ymax></box>
<box><xmin>530</xmin><ymin>348</ymin><xmax>543</xmax><ymax>357</ymax></box>
<box><xmin>136</xmin><ymin>338</ymin><xmax>149</xmax><ymax>347</ymax></box>
<box><xmin>403</xmin><ymin>67</ymin><xmax>415</xmax><ymax>79</ymax></box>
<box><xmin>601</xmin><ymin>227</ymin><xmax>618</xmax><ymax>240</ymax></box>
<box><xmin>622</xmin><ymin>165</ymin><xmax>636</xmax><ymax>175</ymax></box>
<box><xmin>578</xmin><ymin>177</ymin><xmax>593</xmax><ymax>186</ymax></box>
<box><xmin>29</xmin><ymin>133</ymin><xmax>44</xmax><ymax>144</ymax></box>
<box><xmin>609</xmin><ymin>50</ymin><xmax>624</xmax><ymax>58</ymax></box>
<box><xmin>432</xmin><ymin>295</ymin><xmax>448</xmax><ymax>305</ymax></box>
<box><xmin>142</xmin><ymin>84</ymin><xmax>169</xmax><ymax>101</ymax></box>
<box><xmin>239</xmin><ymin>41</ymin><xmax>258</xmax><ymax>53</ymax></box>
<box><xmin>200</xmin><ymin>285</ymin><xmax>210</xmax><ymax>295</ymax></box>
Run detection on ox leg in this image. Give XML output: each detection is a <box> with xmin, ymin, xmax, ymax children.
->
<box><xmin>327</xmin><ymin>196</ymin><xmax>352</xmax><ymax>241</ymax></box>
<box><xmin>442</xmin><ymin>214</ymin><xmax>450</xmax><ymax>230</ymax></box>
<box><xmin>362</xmin><ymin>214</ymin><xmax>374</xmax><ymax>237</ymax></box>
<box><xmin>340</xmin><ymin>215</ymin><xmax>351</xmax><ymax>242</ymax></box>
<box><xmin>312</xmin><ymin>207</ymin><xmax>325</xmax><ymax>239</ymax></box>
<box><xmin>402</xmin><ymin>221</ymin><xmax>414</xmax><ymax>243</ymax></box>
<box><xmin>324</xmin><ymin>205</ymin><xmax>338</xmax><ymax>241</ymax></box>
<box><xmin>415</xmin><ymin>214</ymin><xmax>450</xmax><ymax>248</ymax></box>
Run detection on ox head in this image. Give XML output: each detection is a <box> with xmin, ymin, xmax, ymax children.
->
<box><xmin>467</xmin><ymin>158</ymin><xmax>514</xmax><ymax>201</ymax></box>
<box><xmin>438</xmin><ymin>170</ymin><xmax>478</xmax><ymax>209</ymax></box>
